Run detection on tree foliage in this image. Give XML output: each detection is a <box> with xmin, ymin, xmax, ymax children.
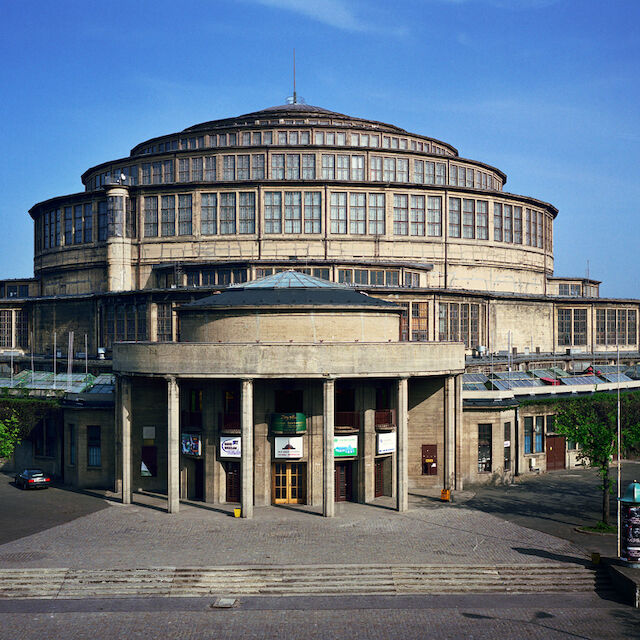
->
<box><xmin>0</xmin><ymin>413</ymin><xmax>21</xmax><ymax>459</ymax></box>
<box><xmin>554</xmin><ymin>391</ymin><xmax>640</xmax><ymax>524</ymax></box>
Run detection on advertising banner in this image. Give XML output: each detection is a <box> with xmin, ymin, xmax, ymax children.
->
<box><xmin>377</xmin><ymin>431</ymin><xmax>396</xmax><ymax>455</ymax></box>
<box><xmin>270</xmin><ymin>413</ymin><xmax>307</xmax><ymax>434</ymax></box>
<box><xmin>334</xmin><ymin>435</ymin><xmax>358</xmax><ymax>457</ymax></box>
<box><xmin>181</xmin><ymin>433</ymin><xmax>202</xmax><ymax>457</ymax></box>
<box><xmin>275</xmin><ymin>436</ymin><xmax>304</xmax><ymax>459</ymax></box>
<box><xmin>220</xmin><ymin>436</ymin><xmax>242</xmax><ymax>458</ymax></box>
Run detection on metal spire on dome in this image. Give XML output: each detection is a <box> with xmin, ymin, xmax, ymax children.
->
<box><xmin>287</xmin><ymin>48</ymin><xmax>305</xmax><ymax>105</ymax></box>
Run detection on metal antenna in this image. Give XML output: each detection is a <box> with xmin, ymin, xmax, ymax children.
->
<box><xmin>293</xmin><ymin>48</ymin><xmax>297</xmax><ymax>104</ymax></box>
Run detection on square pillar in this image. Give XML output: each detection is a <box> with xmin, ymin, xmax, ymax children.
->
<box><xmin>241</xmin><ymin>378</ymin><xmax>254</xmax><ymax>519</ymax></box>
<box><xmin>454</xmin><ymin>374</ymin><xmax>463</xmax><ymax>491</ymax></box>
<box><xmin>323</xmin><ymin>378</ymin><xmax>335</xmax><ymax>517</ymax></box>
<box><xmin>444</xmin><ymin>375</ymin><xmax>460</xmax><ymax>491</ymax></box>
<box><xmin>167</xmin><ymin>376</ymin><xmax>180</xmax><ymax>513</ymax></box>
<box><xmin>121</xmin><ymin>376</ymin><xmax>132</xmax><ymax>505</ymax></box>
<box><xmin>396</xmin><ymin>377</ymin><xmax>408</xmax><ymax>512</ymax></box>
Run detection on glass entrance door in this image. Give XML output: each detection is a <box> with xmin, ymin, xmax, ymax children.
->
<box><xmin>273</xmin><ymin>462</ymin><xmax>307</xmax><ymax>504</ymax></box>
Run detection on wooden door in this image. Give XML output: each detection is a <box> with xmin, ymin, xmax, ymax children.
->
<box><xmin>273</xmin><ymin>463</ymin><xmax>307</xmax><ymax>504</ymax></box>
<box><xmin>546</xmin><ymin>435</ymin><xmax>566</xmax><ymax>471</ymax></box>
<box><xmin>335</xmin><ymin>462</ymin><xmax>353</xmax><ymax>502</ymax></box>
<box><xmin>224</xmin><ymin>461</ymin><xmax>240</xmax><ymax>503</ymax></box>
<box><xmin>374</xmin><ymin>458</ymin><xmax>384</xmax><ymax>497</ymax></box>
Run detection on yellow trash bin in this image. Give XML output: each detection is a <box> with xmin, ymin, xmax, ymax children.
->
<box><xmin>234</xmin><ymin>508</ymin><xmax>242</xmax><ymax>518</ymax></box>
<box><xmin>440</xmin><ymin>489</ymin><xmax>451</xmax><ymax>502</ymax></box>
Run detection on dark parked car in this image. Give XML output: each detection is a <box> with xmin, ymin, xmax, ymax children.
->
<box><xmin>15</xmin><ymin>469</ymin><xmax>51</xmax><ymax>489</ymax></box>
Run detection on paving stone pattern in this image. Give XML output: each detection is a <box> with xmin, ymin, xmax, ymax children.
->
<box><xmin>0</xmin><ymin>493</ymin><xmax>586</xmax><ymax>570</ymax></box>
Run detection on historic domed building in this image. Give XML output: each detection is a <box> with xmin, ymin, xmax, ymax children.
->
<box><xmin>1</xmin><ymin>103</ymin><xmax>638</xmax><ymax>512</ymax></box>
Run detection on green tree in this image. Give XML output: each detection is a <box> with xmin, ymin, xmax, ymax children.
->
<box><xmin>554</xmin><ymin>392</ymin><xmax>640</xmax><ymax>525</ymax></box>
<box><xmin>0</xmin><ymin>412</ymin><xmax>21</xmax><ymax>459</ymax></box>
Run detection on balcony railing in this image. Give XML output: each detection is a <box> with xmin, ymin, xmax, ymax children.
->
<box><xmin>374</xmin><ymin>409</ymin><xmax>396</xmax><ymax>430</ymax></box>
<box><xmin>335</xmin><ymin>411</ymin><xmax>360</xmax><ymax>433</ymax></box>
<box><xmin>219</xmin><ymin>411</ymin><xmax>240</xmax><ymax>433</ymax></box>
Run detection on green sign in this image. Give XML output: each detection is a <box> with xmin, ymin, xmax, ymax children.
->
<box><xmin>270</xmin><ymin>412</ymin><xmax>307</xmax><ymax>434</ymax></box>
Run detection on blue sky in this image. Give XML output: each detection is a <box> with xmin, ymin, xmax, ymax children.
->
<box><xmin>0</xmin><ymin>0</ymin><xmax>638</xmax><ymax>297</ymax></box>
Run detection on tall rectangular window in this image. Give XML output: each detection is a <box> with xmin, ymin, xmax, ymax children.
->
<box><xmin>336</xmin><ymin>154</ymin><xmax>350</xmax><ymax>180</ymax></box>
<box><xmin>144</xmin><ymin>197</ymin><xmax>159</xmax><ymax>237</ymax></box>
<box><xmin>476</xmin><ymin>200</ymin><xmax>488</xmax><ymax>240</ymax></box>
<box><xmin>349</xmin><ymin>193</ymin><xmax>366</xmax><ymax>234</ymax></box>
<box><xmin>286</xmin><ymin>154</ymin><xmax>300</xmax><ymax>180</ymax></box>
<box><xmin>368</xmin><ymin>193</ymin><xmax>385</xmax><ymax>235</ymax></box>
<box><xmin>201</xmin><ymin>193</ymin><xmax>217</xmax><ymax>235</ymax></box>
<box><xmin>152</xmin><ymin>161</ymin><xmax>162</xmax><ymax>184</ymax></box>
<box><xmin>87</xmin><ymin>426</ymin><xmax>101</xmax><ymax>467</ymax></box>
<box><xmin>514</xmin><ymin>206</ymin><xmax>523</xmax><ymax>244</ymax></box>
<box><xmin>304</xmin><ymin>192</ymin><xmax>321</xmax><ymax>233</ymax></box>
<box><xmin>351</xmin><ymin>155</ymin><xmax>365</xmax><ymax>181</ymax></box>
<box><xmin>238</xmin><ymin>192</ymin><xmax>255</xmax><ymax>234</ymax></box>
<box><xmin>161</xmin><ymin>195</ymin><xmax>175</xmax><ymax>236</ymax></box>
<box><xmin>425</xmin><ymin>161</ymin><xmax>435</xmax><ymax>184</ymax></box>
<box><xmin>220</xmin><ymin>193</ymin><xmax>236</xmax><ymax>234</ymax></box>
<box><xmin>525</xmin><ymin>209</ymin><xmax>532</xmax><ymax>246</ymax></box>
<box><xmin>607</xmin><ymin>309</ymin><xmax>617</xmax><ymax>345</ymax></box>
<box><xmin>413</xmin><ymin>159</ymin><xmax>424</xmax><ymax>184</ymax></box>
<box><xmin>271</xmin><ymin>154</ymin><xmax>285</xmax><ymax>179</ymax></box>
<box><xmin>503</xmin><ymin>204</ymin><xmax>512</xmax><ymax>242</ymax></box>
<box><xmin>142</xmin><ymin>163</ymin><xmax>152</xmax><ymax>184</ymax></box>
<box><xmin>383</xmin><ymin>157</ymin><xmax>396</xmax><ymax>182</ymax></box>
<box><xmin>370</xmin><ymin>156</ymin><xmax>382</xmax><ymax>181</ymax></box>
<box><xmin>321</xmin><ymin>154</ymin><xmax>335</xmax><ymax>179</ymax></box>
<box><xmin>237</xmin><ymin>155</ymin><xmax>250</xmax><ymax>180</ymax></box>
<box><xmin>178</xmin><ymin>194</ymin><xmax>192</xmax><ymax>235</ymax></box>
<box><xmin>265</xmin><ymin>192</ymin><xmax>282</xmax><ymax>233</ymax></box>
<box><xmin>178</xmin><ymin>158</ymin><xmax>189</xmax><ymax>182</ymax></box>
<box><xmin>64</xmin><ymin>206</ymin><xmax>73</xmax><ymax>245</ymax></box>
<box><xmin>411</xmin><ymin>302</ymin><xmax>429</xmax><ymax>341</ymax></box>
<box><xmin>163</xmin><ymin>160</ymin><xmax>174</xmax><ymax>183</ymax></box>
<box><xmin>83</xmin><ymin>203</ymin><xmax>93</xmax><ymax>243</ymax></box>
<box><xmin>97</xmin><ymin>203</ymin><xmax>107</xmax><ymax>241</ymax></box>
<box><xmin>449</xmin><ymin>198</ymin><xmax>461</xmax><ymax>238</ymax></box>
<box><xmin>628</xmin><ymin>310</ymin><xmax>637</xmax><ymax>345</ymax></box>
<box><xmin>410</xmin><ymin>195</ymin><xmax>425</xmax><ymax>236</ymax></box>
<box><xmin>427</xmin><ymin>196</ymin><xmax>442</xmax><ymax>237</ymax></box>
<box><xmin>302</xmin><ymin>154</ymin><xmax>315</xmax><ymax>179</ymax></box>
<box><xmin>393</xmin><ymin>194</ymin><xmax>408</xmax><ymax>235</ymax></box>
<box><xmin>107</xmin><ymin>196</ymin><xmax>124</xmax><ymax>238</ymax></box>
<box><xmin>596</xmin><ymin>308</ymin><xmax>606</xmax><ymax>345</ymax></box>
<box><xmin>157</xmin><ymin>302</ymin><xmax>172</xmax><ymax>341</ymax></box>
<box><xmin>524</xmin><ymin>416</ymin><xmax>533</xmax><ymax>454</ymax></box>
<box><xmin>462</xmin><ymin>199</ymin><xmax>475</xmax><ymax>239</ymax></box>
<box><xmin>396</xmin><ymin>158</ymin><xmax>409</xmax><ymax>182</ymax></box>
<box><xmin>223</xmin><ymin>155</ymin><xmax>235</xmax><ymax>180</ymax></box>
<box><xmin>537</xmin><ymin>211</ymin><xmax>544</xmax><ymax>248</ymax></box>
<box><xmin>478</xmin><ymin>424</ymin><xmax>492</xmax><ymax>473</ymax></box>
<box><xmin>284</xmin><ymin>192</ymin><xmax>301</xmax><ymax>233</ymax></box>
<box><xmin>330</xmin><ymin>192</ymin><xmax>347</xmax><ymax>234</ymax></box>
<box><xmin>503</xmin><ymin>422</ymin><xmax>511</xmax><ymax>472</ymax></box>
<box><xmin>204</xmin><ymin>156</ymin><xmax>216</xmax><ymax>181</ymax></box>
<box><xmin>573</xmin><ymin>308</ymin><xmax>587</xmax><ymax>345</ymax></box>
<box><xmin>557</xmin><ymin>308</ymin><xmax>572</xmax><ymax>346</ymax></box>
<box><xmin>435</xmin><ymin>163</ymin><xmax>446</xmax><ymax>185</ymax></box>
<box><xmin>252</xmin><ymin>154</ymin><xmax>265</xmax><ymax>179</ymax></box>
<box><xmin>73</xmin><ymin>205</ymin><xmax>83</xmax><ymax>244</ymax></box>
<box><xmin>535</xmin><ymin>416</ymin><xmax>544</xmax><ymax>452</ymax></box>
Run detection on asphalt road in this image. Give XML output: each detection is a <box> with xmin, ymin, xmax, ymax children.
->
<box><xmin>1</xmin><ymin>593</ymin><xmax>639</xmax><ymax>639</ymax></box>
<box><xmin>466</xmin><ymin>462</ymin><xmax>640</xmax><ymax>556</ymax></box>
<box><xmin>0</xmin><ymin>472</ymin><xmax>109</xmax><ymax>546</ymax></box>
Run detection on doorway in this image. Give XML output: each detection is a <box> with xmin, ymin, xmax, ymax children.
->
<box><xmin>224</xmin><ymin>460</ymin><xmax>240</xmax><ymax>503</ymax></box>
<box><xmin>335</xmin><ymin>461</ymin><xmax>354</xmax><ymax>502</ymax></box>
<box><xmin>546</xmin><ymin>435</ymin><xmax>566</xmax><ymax>471</ymax></box>
<box><xmin>272</xmin><ymin>462</ymin><xmax>307</xmax><ymax>504</ymax></box>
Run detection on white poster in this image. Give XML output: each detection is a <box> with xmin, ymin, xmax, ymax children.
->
<box><xmin>220</xmin><ymin>436</ymin><xmax>241</xmax><ymax>458</ymax></box>
<box><xmin>377</xmin><ymin>431</ymin><xmax>396</xmax><ymax>455</ymax></box>
<box><xmin>275</xmin><ymin>437</ymin><xmax>304</xmax><ymax>459</ymax></box>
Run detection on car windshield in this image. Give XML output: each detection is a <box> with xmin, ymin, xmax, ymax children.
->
<box><xmin>25</xmin><ymin>470</ymin><xmax>44</xmax><ymax>477</ymax></box>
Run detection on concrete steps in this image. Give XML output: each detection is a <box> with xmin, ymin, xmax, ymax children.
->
<box><xmin>0</xmin><ymin>563</ymin><xmax>612</xmax><ymax>599</ymax></box>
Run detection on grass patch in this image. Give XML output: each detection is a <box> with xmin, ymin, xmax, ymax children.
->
<box><xmin>579</xmin><ymin>521</ymin><xmax>617</xmax><ymax>534</ymax></box>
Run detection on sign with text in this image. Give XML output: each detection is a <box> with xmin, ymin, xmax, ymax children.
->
<box><xmin>377</xmin><ymin>431</ymin><xmax>396</xmax><ymax>455</ymax></box>
<box><xmin>275</xmin><ymin>436</ymin><xmax>304</xmax><ymax>459</ymax></box>
<box><xmin>220</xmin><ymin>436</ymin><xmax>241</xmax><ymax>458</ymax></box>
<box><xmin>270</xmin><ymin>413</ymin><xmax>307</xmax><ymax>434</ymax></box>
<box><xmin>334</xmin><ymin>435</ymin><xmax>358</xmax><ymax>458</ymax></box>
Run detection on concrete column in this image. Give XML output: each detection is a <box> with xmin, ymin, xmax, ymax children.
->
<box><xmin>444</xmin><ymin>375</ymin><xmax>456</xmax><ymax>491</ymax></box>
<box><xmin>454</xmin><ymin>374</ymin><xmax>463</xmax><ymax>491</ymax></box>
<box><xmin>362</xmin><ymin>385</ymin><xmax>376</xmax><ymax>503</ymax></box>
<box><xmin>241</xmin><ymin>378</ymin><xmax>254</xmax><ymax>519</ymax></box>
<box><xmin>396</xmin><ymin>377</ymin><xmax>408</xmax><ymax>512</ymax></box>
<box><xmin>167</xmin><ymin>376</ymin><xmax>180</xmax><ymax>513</ymax></box>
<box><xmin>121</xmin><ymin>376</ymin><xmax>132</xmax><ymax>505</ymax></box>
<box><xmin>323</xmin><ymin>378</ymin><xmax>335</xmax><ymax>517</ymax></box>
